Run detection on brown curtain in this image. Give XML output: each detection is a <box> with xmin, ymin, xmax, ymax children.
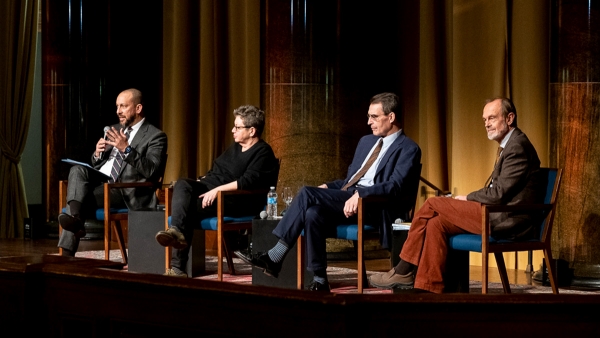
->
<box><xmin>0</xmin><ymin>0</ymin><xmax>39</xmax><ymax>238</ymax></box>
<box><xmin>162</xmin><ymin>0</ymin><xmax>261</xmax><ymax>184</ymax></box>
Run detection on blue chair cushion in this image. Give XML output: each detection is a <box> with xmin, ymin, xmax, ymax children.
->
<box><xmin>335</xmin><ymin>224</ymin><xmax>378</xmax><ymax>241</ymax></box>
<box><xmin>167</xmin><ymin>215</ymin><xmax>255</xmax><ymax>231</ymax></box>
<box><xmin>61</xmin><ymin>207</ymin><xmax>129</xmax><ymax>221</ymax></box>
<box><xmin>96</xmin><ymin>208</ymin><xmax>129</xmax><ymax>220</ymax></box>
<box><xmin>448</xmin><ymin>234</ymin><xmax>540</xmax><ymax>252</ymax></box>
<box><xmin>448</xmin><ymin>234</ymin><xmax>491</xmax><ymax>252</ymax></box>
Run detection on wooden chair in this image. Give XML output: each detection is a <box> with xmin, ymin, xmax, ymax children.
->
<box><xmin>164</xmin><ymin>188</ymin><xmax>274</xmax><ymax>281</ymax></box>
<box><xmin>164</xmin><ymin>160</ymin><xmax>279</xmax><ymax>281</ymax></box>
<box><xmin>296</xmin><ymin>163</ymin><xmax>422</xmax><ymax>293</ymax></box>
<box><xmin>447</xmin><ymin>168</ymin><xmax>563</xmax><ymax>294</ymax></box>
<box><xmin>58</xmin><ymin>155</ymin><xmax>167</xmax><ymax>264</ymax></box>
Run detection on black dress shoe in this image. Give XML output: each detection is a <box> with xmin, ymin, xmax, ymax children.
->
<box><xmin>234</xmin><ymin>250</ymin><xmax>282</xmax><ymax>278</ymax></box>
<box><xmin>58</xmin><ymin>213</ymin><xmax>82</xmax><ymax>232</ymax></box>
<box><xmin>58</xmin><ymin>213</ymin><xmax>86</xmax><ymax>238</ymax></box>
<box><xmin>308</xmin><ymin>280</ymin><xmax>331</xmax><ymax>292</ymax></box>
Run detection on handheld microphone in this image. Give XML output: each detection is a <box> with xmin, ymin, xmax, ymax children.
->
<box><xmin>99</xmin><ymin>126</ymin><xmax>110</xmax><ymax>160</ymax></box>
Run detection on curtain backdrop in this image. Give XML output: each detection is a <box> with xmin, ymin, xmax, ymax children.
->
<box><xmin>159</xmin><ymin>0</ymin><xmax>549</xmax><ymax>267</ymax></box>
<box><xmin>0</xmin><ymin>0</ymin><xmax>39</xmax><ymax>238</ymax></box>
<box><xmin>406</xmin><ymin>0</ymin><xmax>549</xmax><ymax>268</ymax></box>
<box><xmin>162</xmin><ymin>0</ymin><xmax>261</xmax><ymax>184</ymax></box>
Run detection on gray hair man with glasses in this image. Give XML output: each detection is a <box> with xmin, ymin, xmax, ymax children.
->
<box><xmin>236</xmin><ymin>92</ymin><xmax>422</xmax><ymax>292</ymax></box>
<box><xmin>156</xmin><ymin>105</ymin><xmax>279</xmax><ymax>277</ymax></box>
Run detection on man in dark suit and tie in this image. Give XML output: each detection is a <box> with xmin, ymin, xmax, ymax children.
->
<box><xmin>369</xmin><ymin>97</ymin><xmax>544</xmax><ymax>293</ymax></box>
<box><xmin>57</xmin><ymin>88</ymin><xmax>168</xmax><ymax>256</ymax></box>
<box><xmin>236</xmin><ymin>92</ymin><xmax>421</xmax><ymax>292</ymax></box>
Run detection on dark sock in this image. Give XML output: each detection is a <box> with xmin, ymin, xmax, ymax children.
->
<box><xmin>313</xmin><ymin>269</ymin><xmax>328</xmax><ymax>284</ymax></box>
<box><xmin>68</xmin><ymin>200</ymin><xmax>82</xmax><ymax>218</ymax></box>
<box><xmin>61</xmin><ymin>248</ymin><xmax>76</xmax><ymax>257</ymax></box>
<box><xmin>394</xmin><ymin>260</ymin><xmax>416</xmax><ymax>275</ymax></box>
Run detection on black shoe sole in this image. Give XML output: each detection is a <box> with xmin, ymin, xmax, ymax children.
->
<box><xmin>369</xmin><ymin>281</ymin><xmax>414</xmax><ymax>290</ymax></box>
<box><xmin>263</xmin><ymin>268</ymin><xmax>279</xmax><ymax>278</ymax></box>
<box><xmin>234</xmin><ymin>250</ymin><xmax>280</xmax><ymax>278</ymax></box>
<box><xmin>58</xmin><ymin>213</ymin><xmax>83</xmax><ymax>233</ymax></box>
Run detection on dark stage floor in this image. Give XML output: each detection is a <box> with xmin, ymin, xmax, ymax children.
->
<box><xmin>0</xmin><ymin>235</ymin><xmax>537</xmax><ymax>285</ymax></box>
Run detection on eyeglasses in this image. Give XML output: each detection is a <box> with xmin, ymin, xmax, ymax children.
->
<box><xmin>367</xmin><ymin>113</ymin><xmax>385</xmax><ymax>121</ymax></box>
<box><xmin>233</xmin><ymin>125</ymin><xmax>251</xmax><ymax>131</ymax></box>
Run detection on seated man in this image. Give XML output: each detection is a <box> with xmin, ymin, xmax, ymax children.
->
<box><xmin>155</xmin><ymin>105</ymin><xmax>279</xmax><ymax>277</ymax></box>
<box><xmin>58</xmin><ymin>88</ymin><xmax>168</xmax><ymax>256</ymax></box>
<box><xmin>236</xmin><ymin>92</ymin><xmax>422</xmax><ymax>292</ymax></box>
<box><xmin>369</xmin><ymin>97</ymin><xmax>545</xmax><ymax>293</ymax></box>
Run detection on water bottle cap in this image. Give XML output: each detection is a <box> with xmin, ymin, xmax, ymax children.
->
<box><xmin>270</xmin><ymin>186</ymin><xmax>275</xmax><ymax>189</ymax></box>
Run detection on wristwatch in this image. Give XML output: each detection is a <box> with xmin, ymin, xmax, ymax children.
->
<box><xmin>124</xmin><ymin>145</ymin><xmax>132</xmax><ymax>154</ymax></box>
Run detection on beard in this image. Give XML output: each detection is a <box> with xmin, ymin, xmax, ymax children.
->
<box><xmin>487</xmin><ymin>121</ymin><xmax>509</xmax><ymax>141</ymax></box>
<box><xmin>120</xmin><ymin>114</ymin><xmax>136</xmax><ymax>128</ymax></box>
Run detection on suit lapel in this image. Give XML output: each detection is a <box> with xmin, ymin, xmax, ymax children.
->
<box><xmin>129</xmin><ymin>121</ymin><xmax>149</xmax><ymax>149</ymax></box>
<box><xmin>374</xmin><ymin>131</ymin><xmax>405</xmax><ymax>176</ymax></box>
<box><xmin>118</xmin><ymin>121</ymin><xmax>148</xmax><ymax>176</ymax></box>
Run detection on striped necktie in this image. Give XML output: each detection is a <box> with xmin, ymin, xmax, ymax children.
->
<box><xmin>109</xmin><ymin>128</ymin><xmax>132</xmax><ymax>183</ymax></box>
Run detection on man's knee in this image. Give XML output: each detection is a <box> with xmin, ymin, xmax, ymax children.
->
<box><xmin>68</xmin><ymin>165</ymin><xmax>88</xmax><ymax>181</ymax></box>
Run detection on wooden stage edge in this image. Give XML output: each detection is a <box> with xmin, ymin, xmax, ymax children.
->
<box><xmin>1</xmin><ymin>255</ymin><xmax>599</xmax><ymax>337</ymax></box>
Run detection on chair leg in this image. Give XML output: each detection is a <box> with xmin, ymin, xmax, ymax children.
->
<box><xmin>217</xmin><ymin>227</ymin><xmax>223</xmax><ymax>281</ymax></box>
<box><xmin>482</xmin><ymin>252</ymin><xmax>489</xmax><ymax>294</ymax></box>
<box><xmin>357</xmin><ymin>240</ymin><xmax>364</xmax><ymax>294</ymax></box>
<box><xmin>222</xmin><ymin>234</ymin><xmax>236</xmax><ymax>276</ymax></box>
<box><xmin>543</xmin><ymin>248</ymin><xmax>560</xmax><ymax>294</ymax></box>
<box><xmin>113</xmin><ymin>220</ymin><xmax>128</xmax><ymax>265</ymax></box>
<box><xmin>297</xmin><ymin>236</ymin><xmax>304</xmax><ymax>290</ymax></box>
<box><xmin>494</xmin><ymin>252</ymin><xmax>511</xmax><ymax>294</ymax></box>
<box><xmin>104</xmin><ymin>218</ymin><xmax>111</xmax><ymax>260</ymax></box>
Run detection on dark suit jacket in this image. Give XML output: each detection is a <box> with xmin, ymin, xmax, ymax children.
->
<box><xmin>327</xmin><ymin>130</ymin><xmax>422</xmax><ymax>249</ymax></box>
<box><xmin>467</xmin><ymin>128</ymin><xmax>544</xmax><ymax>239</ymax></box>
<box><xmin>91</xmin><ymin>120</ymin><xmax>168</xmax><ymax>211</ymax></box>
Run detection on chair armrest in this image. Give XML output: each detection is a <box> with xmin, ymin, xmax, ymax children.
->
<box><xmin>219</xmin><ymin>189</ymin><xmax>269</xmax><ymax>197</ymax></box>
<box><xmin>358</xmin><ymin>196</ymin><xmax>388</xmax><ymax>204</ymax></box>
<box><xmin>104</xmin><ymin>182</ymin><xmax>155</xmax><ymax>189</ymax></box>
<box><xmin>481</xmin><ymin>203</ymin><xmax>554</xmax><ymax>239</ymax></box>
<box><xmin>483</xmin><ymin>203</ymin><xmax>553</xmax><ymax>213</ymax></box>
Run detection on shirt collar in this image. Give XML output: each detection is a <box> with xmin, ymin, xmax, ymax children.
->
<box><xmin>128</xmin><ymin>118</ymin><xmax>145</xmax><ymax>133</ymax></box>
<box><xmin>381</xmin><ymin>129</ymin><xmax>402</xmax><ymax>147</ymax></box>
<box><xmin>499</xmin><ymin>128</ymin><xmax>515</xmax><ymax>149</ymax></box>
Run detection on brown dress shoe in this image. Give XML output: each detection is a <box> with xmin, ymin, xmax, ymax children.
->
<box><xmin>164</xmin><ymin>267</ymin><xmax>188</xmax><ymax>277</ymax></box>
<box><xmin>369</xmin><ymin>268</ymin><xmax>414</xmax><ymax>289</ymax></box>
<box><xmin>155</xmin><ymin>227</ymin><xmax>188</xmax><ymax>249</ymax></box>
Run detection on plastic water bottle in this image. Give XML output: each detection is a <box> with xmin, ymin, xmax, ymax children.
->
<box><xmin>267</xmin><ymin>186</ymin><xmax>277</xmax><ymax>218</ymax></box>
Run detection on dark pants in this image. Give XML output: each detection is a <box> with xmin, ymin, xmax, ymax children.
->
<box><xmin>272</xmin><ymin>186</ymin><xmax>356</xmax><ymax>272</ymax></box>
<box><xmin>57</xmin><ymin>165</ymin><xmax>125</xmax><ymax>252</ymax></box>
<box><xmin>169</xmin><ymin>178</ymin><xmax>263</xmax><ymax>271</ymax></box>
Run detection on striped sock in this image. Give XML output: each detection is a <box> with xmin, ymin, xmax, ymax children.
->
<box><xmin>313</xmin><ymin>275</ymin><xmax>327</xmax><ymax>284</ymax></box>
<box><xmin>267</xmin><ymin>240</ymin><xmax>289</xmax><ymax>263</ymax></box>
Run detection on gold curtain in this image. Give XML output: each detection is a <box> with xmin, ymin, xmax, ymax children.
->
<box><xmin>407</xmin><ymin>0</ymin><xmax>549</xmax><ymax>268</ymax></box>
<box><xmin>160</xmin><ymin>0</ymin><xmax>549</xmax><ymax>267</ymax></box>
<box><xmin>0</xmin><ymin>0</ymin><xmax>39</xmax><ymax>238</ymax></box>
<box><xmin>162</xmin><ymin>0</ymin><xmax>261</xmax><ymax>184</ymax></box>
